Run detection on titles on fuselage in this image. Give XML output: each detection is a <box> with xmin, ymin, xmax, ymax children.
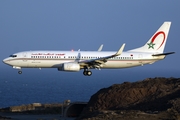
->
<box><xmin>31</xmin><ymin>53</ymin><xmax>65</xmax><ymax>56</ymax></box>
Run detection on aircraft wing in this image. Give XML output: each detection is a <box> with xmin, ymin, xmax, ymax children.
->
<box><xmin>79</xmin><ymin>43</ymin><xmax>125</xmax><ymax>68</ymax></box>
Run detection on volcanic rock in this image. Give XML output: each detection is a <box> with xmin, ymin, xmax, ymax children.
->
<box><xmin>78</xmin><ymin>77</ymin><xmax>180</xmax><ymax>120</ymax></box>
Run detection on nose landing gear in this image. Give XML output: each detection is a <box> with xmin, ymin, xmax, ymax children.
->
<box><xmin>12</xmin><ymin>66</ymin><xmax>22</xmax><ymax>74</ymax></box>
<box><xmin>18</xmin><ymin>71</ymin><xmax>22</xmax><ymax>74</ymax></box>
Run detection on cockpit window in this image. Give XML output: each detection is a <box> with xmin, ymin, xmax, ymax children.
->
<box><xmin>9</xmin><ymin>55</ymin><xmax>17</xmax><ymax>57</ymax></box>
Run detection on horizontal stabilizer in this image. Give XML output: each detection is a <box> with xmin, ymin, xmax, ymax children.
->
<box><xmin>152</xmin><ymin>52</ymin><xmax>175</xmax><ymax>56</ymax></box>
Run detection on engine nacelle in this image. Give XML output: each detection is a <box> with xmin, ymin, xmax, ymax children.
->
<box><xmin>58</xmin><ymin>63</ymin><xmax>80</xmax><ymax>72</ymax></box>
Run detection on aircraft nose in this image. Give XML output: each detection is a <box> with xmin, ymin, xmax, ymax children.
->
<box><xmin>3</xmin><ymin>59</ymin><xmax>6</xmax><ymax>63</ymax></box>
<box><xmin>2</xmin><ymin>58</ymin><xmax>9</xmax><ymax>64</ymax></box>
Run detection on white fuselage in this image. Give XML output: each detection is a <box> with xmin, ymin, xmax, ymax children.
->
<box><xmin>2</xmin><ymin>22</ymin><xmax>173</xmax><ymax>76</ymax></box>
<box><xmin>3</xmin><ymin>50</ymin><xmax>165</xmax><ymax>69</ymax></box>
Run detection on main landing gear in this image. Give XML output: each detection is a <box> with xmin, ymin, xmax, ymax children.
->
<box><xmin>83</xmin><ymin>70</ymin><xmax>92</xmax><ymax>76</ymax></box>
<box><xmin>83</xmin><ymin>67</ymin><xmax>92</xmax><ymax>76</ymax></box>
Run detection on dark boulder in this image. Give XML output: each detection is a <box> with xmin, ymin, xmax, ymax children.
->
<box><xmin>79</xmin><ymin>77</ymin><xmax>180</xmax><ymax>119</ymax></box>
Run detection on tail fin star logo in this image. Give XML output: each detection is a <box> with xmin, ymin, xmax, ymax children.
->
<box><xmin>147</xmin><ymin>31</ymin><xmax>166</xmax><ymax>50</ymax></box>
<box><xmin>147</xmin><ymin>42</ymin><xmax>155</xmax><ymax>49</ymax></box>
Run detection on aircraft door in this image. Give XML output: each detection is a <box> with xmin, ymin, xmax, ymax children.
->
<box><xmin>23</xmin><ymin>53</ymin><xmax>27</xmax><ymax>60</ymax></box>
<box><xmin>138</xmin><ymin>54</ymin><xmax>143</xmax><ymax>64</ymax></box>
<box><xmin>22</xmin><ymin>52</ymin><xmax>29</xmax><ymax>67</ymax></box>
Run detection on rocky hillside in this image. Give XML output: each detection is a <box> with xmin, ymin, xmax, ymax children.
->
<box><xmin>78</xmin><ymin>77</ymin><xmax>180</xmax><ymax>120</ymax></box>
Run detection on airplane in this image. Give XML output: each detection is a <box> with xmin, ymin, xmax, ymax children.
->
<box><xmin>3</xmin><ymin>22</ymin><xmax>174</xmax><ymax>76</ymax></box>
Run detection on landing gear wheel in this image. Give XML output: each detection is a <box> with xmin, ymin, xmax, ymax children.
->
<box><xmin>83</xmin><ymin>67</ymin><xmax>92</xmax><ymax>76</ymax></box>
<box><xmin>83</xmin><ymin>70</ymin><xmax>92</xmax><ymax>76</ymax></box>
<box><xmin>87</xmin><ymin>71</ymin><xmax>92</xmax><ymax>76</ymax></box>
<box><xmin>18</xmin><ymin>71</ymin><xmax>22</xmax><ymax>74</ymax></box>
<box><xmin>83</xmin><ymin>71</ymin><xmax>87</xmax><ymax>76</ymax></box>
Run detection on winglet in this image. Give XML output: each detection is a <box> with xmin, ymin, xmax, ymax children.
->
<box><xmin>98</xmin><ymin>44</ymin><xmax>103</xmax><ymax>51</ymax></box>
<box><xmin>114</xmin><ymin>43</ymin><xmax>125</xmax><ymax>56</ymax></box>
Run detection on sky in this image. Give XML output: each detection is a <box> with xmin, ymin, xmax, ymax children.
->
<box><xmin>0</xmin><ymin>1</ymin><xmax>180</xmax><ymax>81</ymax></box>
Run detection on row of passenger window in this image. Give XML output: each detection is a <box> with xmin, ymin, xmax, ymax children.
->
<box><xmin>31</xmin><ymin>56</ymin><xmax>65</xmax><ymax>59</ymax></box>
<box><xmin>68</xmin><ymin>56</ymin><xmax>133</xmax><ymax>59</ymax></box>
<box><xmin>31</xmin><ymin>56</ymin><xmax>133</xmax><ymax>59</ymax></box>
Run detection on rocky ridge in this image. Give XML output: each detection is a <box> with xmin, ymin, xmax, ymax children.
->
<box><xmin>78</xmin><ymin>77</ymin><xmax>180</xmax><ymax>120</ymax></box>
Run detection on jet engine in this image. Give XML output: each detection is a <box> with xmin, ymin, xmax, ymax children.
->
<box><xmin>58</xmin><ymin>63</ymin><xmax>80</xmax><ymax>72</ymax></box>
